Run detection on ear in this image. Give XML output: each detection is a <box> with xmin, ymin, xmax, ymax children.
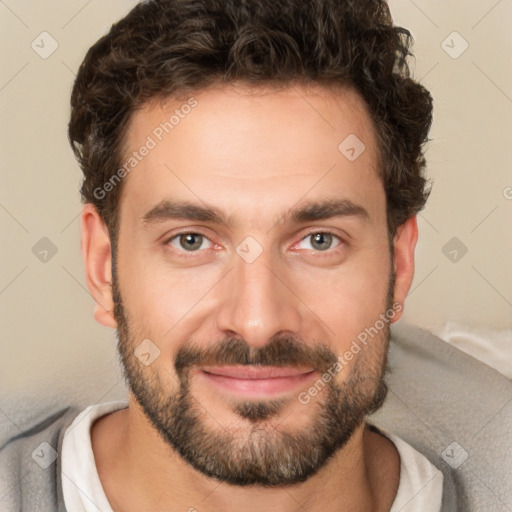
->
<box><xmin>390</xmin><ymin>216</ymin><xmax>418</xmax><ymax>324</ymax></box>
<box><xmin>81</xmin><ymin>203</ymin><xmax>117</xmax><ymax>328</ymax></box>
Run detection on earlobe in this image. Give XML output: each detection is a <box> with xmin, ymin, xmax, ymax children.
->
<box><xmin>390</xmin><ymin>216</ymin><xmax>418</xmax><ymax>324</ymax></box>
<box><xmin>81</xmin><ymin>204</ymin><xmax>117</xmax><ymax>328</ymax></box>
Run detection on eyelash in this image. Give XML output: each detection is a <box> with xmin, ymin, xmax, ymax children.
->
<box><xmin>164</xmin><ymin>230</ymin><xmax>345</xmax><ymax>257</ymax></box>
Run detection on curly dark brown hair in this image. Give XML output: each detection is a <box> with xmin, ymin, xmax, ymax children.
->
<box><xmin>68</xmin><ymin>0</ymin><xmax>433</xmax><ymax>240</ymax></box>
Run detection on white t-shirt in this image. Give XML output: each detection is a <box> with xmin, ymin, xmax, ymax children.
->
<box><xmin>61</xmin><ymin>401</ymin><xmax>444</xmax><ymax>512</ymax></box>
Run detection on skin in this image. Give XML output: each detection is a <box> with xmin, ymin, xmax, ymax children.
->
<box><xmin>82</xmin><ymin>83</ymin><xmax>418</xmax><ymax>512</ymax></box>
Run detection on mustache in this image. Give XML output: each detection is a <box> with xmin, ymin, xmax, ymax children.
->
<box><xmin>174</xmin><ymin>335</ymin><xmax>338</xmax><ymax>378</ymax></box>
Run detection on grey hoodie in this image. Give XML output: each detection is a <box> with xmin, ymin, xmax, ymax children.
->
<box><xmin>0</xmin><ymin>407</ymin><xmax>77</xmax><ymax>512</ymax></box>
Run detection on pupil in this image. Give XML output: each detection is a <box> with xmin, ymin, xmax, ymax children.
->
<box><xmin>312</xmin><ymin>233</ymin><xmax>331</xmax><ymax>251</ymax></box>
<box><xmin>181</xmin><ymin>233</ymin><xmax>202</xmax><ymax>250</ymax></box>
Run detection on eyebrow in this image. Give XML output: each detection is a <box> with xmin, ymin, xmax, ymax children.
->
<box><xmin>142</xmin><ymin>198</ymin><xmax>369</xmax><ymax>229</ymax></box>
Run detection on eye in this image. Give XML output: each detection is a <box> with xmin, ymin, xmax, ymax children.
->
<box><xmin>167</xmin><ymin>232</ymin><xmax>213</xmax><ymax>252</ymax></box>
<box><xmin>296</xmin><ymin>231</ymin><xmax>343</xmax><ymax>252</ymax></box>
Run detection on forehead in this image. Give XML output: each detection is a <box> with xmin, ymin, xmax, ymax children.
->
<box><xmin>118</xmin><ymin>83</ymin><xmax>384</xmax><ymax>228</ymax></box>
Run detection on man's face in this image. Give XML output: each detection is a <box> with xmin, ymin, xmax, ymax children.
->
<box><xmin>111</xmin><ymin>83</ymin><xmax>394</xmax><ymax>486</ymax></box>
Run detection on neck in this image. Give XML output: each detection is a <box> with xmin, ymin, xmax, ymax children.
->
<box><xmin>91</xmin><ymin>397</ymin><xmax>399</xmax><ymax>512</ymax></box>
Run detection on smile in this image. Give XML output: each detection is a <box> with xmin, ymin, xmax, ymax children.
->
<box><xmin>199</xmin><ymin>366</ymin><xmax>317</xmax><ymax>397</ymax></box>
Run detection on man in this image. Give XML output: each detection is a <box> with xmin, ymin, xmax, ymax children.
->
<box><xmin>2</xmin><ymin>0</ymin><xmax>444</xmax><ymax>510</ymax></box>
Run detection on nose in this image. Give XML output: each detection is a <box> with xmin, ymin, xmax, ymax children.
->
<box><xmin>215</xmin><ymin>244</ymin><xmax>302</xmax><ymax>348</ymax></box>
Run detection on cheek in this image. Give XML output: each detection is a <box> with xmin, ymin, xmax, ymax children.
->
<box><xmin>289</xmin><ymin>254</ymin><xmax>391</xmax><ymax>342</ymax></box>
<box><xmin>117</xmin><ymin>246</ymin><xmax>222</xmax><ymax>335</ymax></box>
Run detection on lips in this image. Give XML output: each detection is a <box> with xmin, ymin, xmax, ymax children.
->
<box><xmin>199</xmin><ymin>365</ymin><xmax>316</xmax><ymax>397</ymax></box>
<box><xmin>201</xmin><ymin>365</ymin><xmax>314</xmax><ymax>379</ymax></box>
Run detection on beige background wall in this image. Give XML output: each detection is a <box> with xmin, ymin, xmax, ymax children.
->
<box><xmin>0</xmin><ymin>1</ymin><xmax>511</xmax><ymax>411</ymax></box>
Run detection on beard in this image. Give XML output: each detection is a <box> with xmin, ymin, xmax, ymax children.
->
<box><xmin>112</xmin><ymin>271</ymin><xmax>393</xmax><ymax>487</ymax></box>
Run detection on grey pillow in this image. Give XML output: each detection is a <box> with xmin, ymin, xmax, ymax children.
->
<box><xmin>370</xmin><ymin>322</ymin><xmax>512</xmax><ymax>511</ymax></box>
